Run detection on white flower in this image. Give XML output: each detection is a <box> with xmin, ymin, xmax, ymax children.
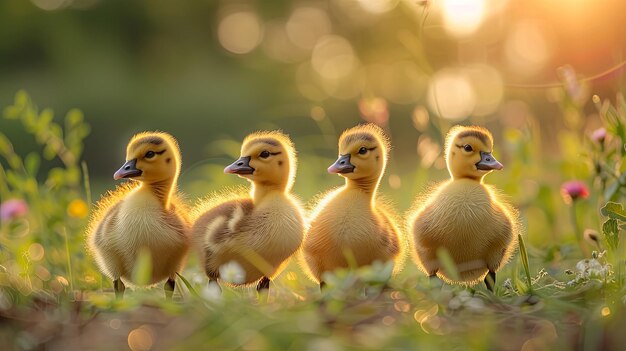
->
<box><xmin>201</xmin><ymin>281</ymin><xmax>222</xmax><ymax>301</ymax></box>
<box><xmin>219</xmin><ymin>261</ymin><xmax>246</xmax><ymax>284</ymax></box>
<box><xmin>447</xmin><ymin>290</ymin><xmax>484</xmax><ymax>311</ymax></box>
<box><xmin>575</xmin><ymin>258</ymin><xmax>610</xmax><ymax>279</ymax></box>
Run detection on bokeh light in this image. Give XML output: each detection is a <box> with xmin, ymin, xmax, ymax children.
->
<box><xmin>128</xmin><ymin>325</ymin><xmax>155</xmax><ymax>351</ymax></box>
<box><xmin>311</xmin><ymin>35</ymin><xmax>358</xmax><ymax>79</ymax></box>
<box><xmin>505</xmin><ymin>20</ymin><xmax>554</xmax><ymax>77</ymax></box>
<box><xmin>286</xmin><ymin>7</ymin><xmax>332</xmax><ymax>50</ymax></box>
<box><xmin>464</xmin><ymin>64</ymin><xmax>504</xmax><ymax>116</ymax></box>
<box><xmin>427</xmin><ymin>69</ymin><xmax>475</xmax><ymax>120</ymax></box>
<box><xmin>356</xmin><ymin>0</ymin><xmax>399</xmax><ymax>14</ymax></box>
<box><xmin>218</xmin><ymin>10</ymin><xmax>264</xmax><ymax>54</ymax></box>
<box><xmin>441</xmin><ymin>0</ymin><xmax>486</xmax><ymax>37</ymax></box>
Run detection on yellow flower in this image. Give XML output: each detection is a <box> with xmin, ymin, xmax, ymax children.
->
<box><xmin>67</xmin><ymin>199</ymin><xmax>88</xmax><ymax>218</ymax></box>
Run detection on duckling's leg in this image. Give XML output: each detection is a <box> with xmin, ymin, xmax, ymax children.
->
<box><xmin>164</xmin><ymin>278</ymin><xmax>176</xmax><ymax>300</ymax></box>
<box><xmin>257</xmin><ymin>276</ymin><xmax>270</xmax><ymax>292</ymax></box>
<box><xmin>484</xmin><ymin>271</ymin><xmax>496</xmax><ymax>292</ymax></box>
<box><xmin>319</xmin><ymin>281</ymin><xmax>326</xmax><ymax>290</ymax></box>
<box><xmin>114</xmin><ymin>278</ymin><xmax>125</xmax><ymax>299</ymax></box>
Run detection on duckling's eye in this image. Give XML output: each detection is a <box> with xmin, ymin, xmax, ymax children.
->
<box><xmin>259</xmin><ymin>150</ymin><xmax>271</xmax><ymax>159</ymax></box>
<box><xmin>145</xmin><ymin>151</ymin><xmax>156</xmax><ymax>159</ymax></box>
<box><xmin>463</xmin><ymin>144</ymin><xmax>473</xmax><ymax>152</ymax></box>
<box><xmin>358</xmin><ymin>147</ymin><xmax>368</xmax><ymax>155</ymax></box>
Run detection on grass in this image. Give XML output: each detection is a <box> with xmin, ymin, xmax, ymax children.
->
<box><xmin>0</xmin><ymin>90</ymin><xmax>625</xmax><ymax>350</ymax></box>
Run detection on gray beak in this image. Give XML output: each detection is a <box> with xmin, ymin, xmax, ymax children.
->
<box><xmin>224</xmin><ymin>156</ymin><xmax>255</xmax><ymax>175</ymax></box>
<box><xmin>328</xmin><ymin>154</ymin><xmax>355</xmax><ymax>174</ymax></box>
<box><xmin>476</xmin><ymin>151</ymin><xmax>503</xmax><ymax>171</ymax></box>
<box><xmin>114</xmin><ymin>159</ymin><xmax>142</xmax><ymax>180</ymax></box>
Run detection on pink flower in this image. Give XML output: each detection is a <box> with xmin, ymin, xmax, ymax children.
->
<box><xmin>0</xmin><ymin>199</ymin><xmax>29</xmax><ymax>221</ymax></box>
<box><xmin>590</xmin><ymin>128</ymin><xmax>606</xmax><ymax>143</ymax></box>
<box><xmin>560</xmin><ymin>181</ymin><xmax>589</xmax><ymax>204</ymax></box>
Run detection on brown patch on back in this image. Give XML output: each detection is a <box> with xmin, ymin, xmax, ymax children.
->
<box><xmin>193</xmin><ymin>199</ymin><xmax>254</xmax><ymax>244</ymax></box>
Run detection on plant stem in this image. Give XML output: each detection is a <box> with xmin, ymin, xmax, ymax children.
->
<box><xmin>570</xmin><ymin>202</ymin><xmax>587</xmax><ymax>257</ymax></box>
<box><xmin>63</xmin><ymin>227</ymin><xmax>74</xmax><ymax>292</ymax></box>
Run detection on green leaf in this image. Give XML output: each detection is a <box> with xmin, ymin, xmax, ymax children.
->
<box><xmin>604</xmin><ymin>182</ymin><xmax>621</xmax><ymax>202</ymax></box>
<box><xmin>602</xmin><ymin>218</ymin><xmax>620</xmax><ymax>250</ymax></box>
<box><xmin>436</xmin><ymin>248</ymin><xmax>459</xmax><ymax>282</ymax></box>
<box><xmin>600</xmin><ymin>202</ymin><xmax>626</xmax><ymax>221</ymax></box>
<box><xmin>132</xmin><ymin>248</ymin><xmax>153</xmax><ymax>286</ymax></box>
<box><xmin>176</xmin><ymin>272</ymin><xmax>199</xmax><ymax>298</ymax></box>
<box><xmin>24</xmin><ymin>152</ymin><xmax>40</xmax><ymax>177</ymax></box>
<box><xmin>0</xmin><ymin>133</ymin><xmax>12</xmax><ymax>156</ymax></box>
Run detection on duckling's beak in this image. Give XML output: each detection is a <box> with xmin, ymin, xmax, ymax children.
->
<box><xmin>328</xmin><ymin>154</ymin><xmax>355</xmax><ymax>174</ymax></box>
<box><xmin>114</xmin><ymin>159</ymin><xmax>143</xmax><ymax>180</ymax></box>
<box><xmin>476</xmin><ymin>151</ymin><xmax>503</xmax><ymax>171</ymax></box>
<box><xmin>224</xmin><ymin>156</ymin><xmax>255</xmax><ymax>175</ymax></box>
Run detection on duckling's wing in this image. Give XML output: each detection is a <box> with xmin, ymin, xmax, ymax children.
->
<box><xmin>192</xmin><ymin>198</ymin><xmax>254</xmax><ymax>249</ymax></box>
<box><xmin>86</xmin><ymin>182</ymin><xmax>138</xmax><ymax>244</ymax></box>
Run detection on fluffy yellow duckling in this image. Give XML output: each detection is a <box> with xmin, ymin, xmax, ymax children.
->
<box><xmin>192</xmin><ymin>131</ymin><xmax>305</xmax><ymax>292</ymax></box>
<box><xmin>87</xmin><ymin>132</ymin><xmax>191</xmax><ymax>299</ymax></box>
<box><xmin>303</xmin><ymin>124</ymin><xmax>403</xmax><ymax>287</ymax></box>
<box><xmin>409</xmin><ymin>126</ymin><xmax>519</xmax><ymax>291</ymax></box>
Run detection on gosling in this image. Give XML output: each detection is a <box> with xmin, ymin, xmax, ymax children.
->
<box><xmin>408</xmin><ymin>125</ymin><xmax>519</xmax><ymax>291</ymax></box>
<box><xmin>303</xmin><ymin>124</ymin><xmax>403</xmax><ymax>287</ymax></box>
<box><xmin>87</xmin><ymin>132</ymin><xmax>191</xmax><ymax>299</ymax></box>
<box><xmin>192</xmin><ymin>131</ymin><xmax>305</xmax><ymax>293</ymax></box>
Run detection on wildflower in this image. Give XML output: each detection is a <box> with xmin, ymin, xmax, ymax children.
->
<box><xmin>218</xmin><ymin>261</ymin><xmax>246</xmax><ymax>284</ymax></box>
<box><xmin>503</xmin><ymin>278</ymin><xmax>513</xmax><ymax>290</ymax></box>
<box><xmin>590</xmin><ymin>128</ymin><xmax>606</xmax><ymax>144</ymax></box>
<box><xmin>575</xmin><ymin>258</ymin><xmax>609</xmax><ymax>279</ymax></box>
<box><xmin>448</xmin><ymin>290</ymin><xmax>484</xmax><ymax>311</ymax></box>
<box><xmin>0</xmin><ymin>199</ymin><xmax>28</xmax><ymax>221</ymax></box>
<box><xmin>560</xmin><ymin>181</ymin><xmax>589</xmax><ymax>204</ymax></box>
<box><xmin>67</xmin><ymin>199</ymin><xmax>89</xmax><ymax>218</ymax></box>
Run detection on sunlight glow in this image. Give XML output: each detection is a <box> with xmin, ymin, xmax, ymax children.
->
<box><xmin>442</xmin><ymin>0</ymin><xmax>486</xmax><ymax>37</ymax></box>
<box><xmin>505</xmin><ymin>20</ymin><xmax>553</xmax><ymax>76</ymax></box>
<box><xmin>357</xmin><ymin>0</ymin><xmax>399</xmax><ymax>14</ymax></box>
<box><xmin>218</xmin><ymin>11</ymin><xmax>264</xmax><ymax>54</ymax></box>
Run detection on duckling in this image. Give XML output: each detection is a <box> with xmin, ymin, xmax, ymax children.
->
<box><xmin>302</xmin><ymin>124</ymin><xmax>403</xmax><ymax>287</ymax></box>
<box><xmin>192</xmin><ymin>131</ymin><xmax>305</xmax><ymax>293</ymax></box>
<box><xmin>87</xmin><ymin>132</ymin><xmax>191</xmax><ymax>299</ymax></box>
<box><xmin>408</xmin><ymin>125</ymin><xmax>519</xmax><ymax>291</ymax></box>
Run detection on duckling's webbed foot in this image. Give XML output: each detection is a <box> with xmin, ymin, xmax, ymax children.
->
<box><xmin>484</xmin><ymin>271</ymin><xmax>496</xmax><ymax>292</ymax></box>
<box><xmin>165</xmin><ymin>278</ymin><xmax>176</xmax><ymax>300</ymax></box>
<box><xmin>257</xmin><ymin>276</ymin><xmax>270</xmax><ymax>292</ymax></box>
<box><xmin>114</xmin><ymin>279</ymin><xmax>125</xmax><ymax>299</ymax></box>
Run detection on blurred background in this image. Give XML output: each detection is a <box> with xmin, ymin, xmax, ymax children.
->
<box><xmin>1</xmin><ymin>0</ymin><xmax>625</xmax><ymax>212</ymax></box>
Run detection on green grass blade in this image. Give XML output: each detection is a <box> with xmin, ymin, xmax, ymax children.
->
<box><xmin>176</xmin><ymin>272</ymin><xmax>199</xmax><ymax>298</ymax></box>
<box><xmin>518</xmin><ymin>233</ymin><xmax>532</xmax><ymax>292</ymax></box>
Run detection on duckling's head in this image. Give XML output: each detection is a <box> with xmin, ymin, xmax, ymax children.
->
<box><xmin>444</xmin><ymin>126</ymin><xmax>503</xmax><ymax>181</ymax></box>
<box><xmin>224</xmin><ymin>131</ymin><xmax>297</xmax><ymax>191</ymax></box>
<box><xmin>329</xmin><ymin>124</ymin><xmax>390</xmax><ymax>184</ymax></box>
<box><xmin>114</xmin><ymin>132</ymin><xmax>181</xmax><ymax>185</ymax></box>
